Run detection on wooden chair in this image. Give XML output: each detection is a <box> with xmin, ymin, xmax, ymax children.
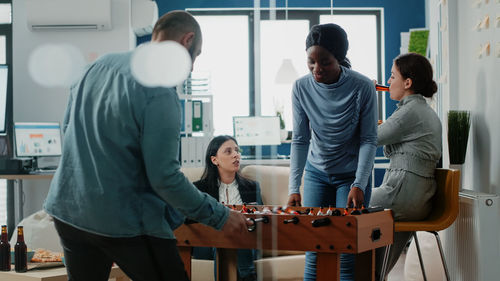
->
<box><xmin>380</xmin><ymin>168</ymin><xmax>460</xmax><ymax>281</ymax></box>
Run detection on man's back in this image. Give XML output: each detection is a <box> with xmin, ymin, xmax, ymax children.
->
<box><xmin>44</xmin><ymin>51</ymin><xmax>216</xmax><ymax>238</ymax></box>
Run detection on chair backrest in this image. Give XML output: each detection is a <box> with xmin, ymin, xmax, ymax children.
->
<box><xmin>395</xmin><ymin>168</ymin><xmax>460</xmax><ymax>232</ymax></box>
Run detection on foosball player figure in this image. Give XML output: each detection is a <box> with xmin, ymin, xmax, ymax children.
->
<box><xmin>241</xmin><ymin>204</ymin><xmax>250</xmax><ymax>214</ymax></box>
<box><xmin>343</xmin><ymin>208</ymin><xmax>349</xmax><ymax>216</ymax></box>
<box><xmin>326</xmin><ymin>205</ymin><xmax>334</xmax><ymax>216</ymax></box>
<box><xmin>301</xmin><ymin>208</ymin><xmax>310</xmax><ymax>215</ymax></box>
<box><xmin>261</xmin><ymin>206</ymin><xmax>272</xmax><ymax>214</ymax></box>
<box><xmin>350</xmin><ymin>207</ymin><xmax>361</xmax><ymax>215</ymax></box>
<box><xmin>272</xmin><ymin>206</ymin><xmax>284</xmax><ymax>214</ymax></box>
<box><xmin>316</xmin><ymin>207</ymin><xmax>325</xmax><ymax>216</ymax></box>
<box><xmin>285</xmin><ymin>207</ymin><xmax>300</xmax><ymax>215</ymax></box>
<box><xmin>308</xmin><ymin>208</ymin><xmax>315</xmax><ymax>216</ymax></box>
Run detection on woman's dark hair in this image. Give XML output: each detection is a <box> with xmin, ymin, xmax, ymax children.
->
<box><xmin>199</xmin><ymin>135</ymin><xmax>252</xmax><ymax>197</ymax></box>
<box><xmin>306</xmin><ymin>23</ymin><xmax>351</xmax><ymax>68</ymax></box>
<box><xmin>394</xmin><ymin>53</ymin><xmax>438</xmax><ymax>98</ymax></box>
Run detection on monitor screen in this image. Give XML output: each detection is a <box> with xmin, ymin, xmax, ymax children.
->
<box><xmin>233</xmin><ymin>116</ymin><xmax>281</xmax><ymax>146</ymax></box>
<box><xmin>0</xmin><ymin>65</ymin><xmax>8</xmax><ymax>133</ymax></box>
<box><xmin>14</xmin><ymin>122</ymin><xmax>62</xmax><ymax>157</ymax></box>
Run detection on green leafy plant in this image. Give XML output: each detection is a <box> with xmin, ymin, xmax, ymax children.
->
<box><xmin>447</xmin><ymin>110</ymin><xmax>471</xmax><ymax>164</ymax></box>
<box><xmin>408</xmin><ymin>29</ymin><xmax>430</xmax><ymax>57</ymax></box>
<box><xmin>277</xmin><ymin>111</ymin><xmax>285</xmax><ymax>130</ymax></box>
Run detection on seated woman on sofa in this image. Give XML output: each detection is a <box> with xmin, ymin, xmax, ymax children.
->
<box><xmin>192</xmin><ymin>135</ymin><xmax>263</xmax><ymax>281</ymax></box>
<box><xmin>370</xmin><ymin>52</ymin><xmax>442</xmax><ymax>280</ymax></box>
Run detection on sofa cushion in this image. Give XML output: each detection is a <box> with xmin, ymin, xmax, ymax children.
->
<box><xmin>255</xmin><ymin>254</ymin><xmax>305</xmax><ymax>281</ymax></box>
<box><xmin>240</xmin><ymin>165</ymin><xmax>303</xmax><ymax>206</ymax></box>
<box><xmin>181</xmin><ymin>167</ymin><xmax>205</xmax><ymax>182</ymax></box>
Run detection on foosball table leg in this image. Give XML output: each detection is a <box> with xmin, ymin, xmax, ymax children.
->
<box><xmin>316</xmin><ymin>252</ymin><xmax>341</xmax><ymax>281</ymax></box>
<box><xmin>178</xmin><ymin>246</ymin><xmax>193</xmax><ymax>280</ymax></box>
<box><xmin>216</xmin><ymin>248</ymin><xmax>238</xmax><ymax>281</ymax></box>
<box><xmin>355</xmin><ymin>249</ymin><xmax>375</xmax><ymax>281</ymax></box>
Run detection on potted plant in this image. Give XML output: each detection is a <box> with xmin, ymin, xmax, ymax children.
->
<box><xmin>447</xmin><ymin>110</ymin><xmax>471</xmax><ymax>185</ymax></box>
<box><xmin>276</xmin><ymin>111</ymin><xmax>288</xmax><ymax>142</ymax></box>
<box><xmin>274</xmin><ymin>98</ymin><xmax>288</xmax><ymax>142</ymax></box>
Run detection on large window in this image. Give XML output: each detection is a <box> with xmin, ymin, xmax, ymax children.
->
<box><xmin>320</xmin><ymin>14</ymin><xmax>379</xmax><ymax>84</ymax></box>
<box><xmin>193</xmin><ymin>14</ymin><xmax>250</xmax><ymax>136</ymax></box>
<box><xmin>190</xmin><ymin>9</ymin><xmax>383</xmax><ymax>135</ymax></box>
<box><xmin>260</xmin><ymin>19</ymin><xmax>309</xmax><ymax>130</ymax></box>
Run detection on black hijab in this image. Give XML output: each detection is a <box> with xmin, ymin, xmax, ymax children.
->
<box><xmin>306</xmin><ymin>23</ymin><xmax>351</xmax><ymax>68</ymax></box>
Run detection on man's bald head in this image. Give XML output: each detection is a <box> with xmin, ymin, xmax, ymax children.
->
<box><xmin>152</xmin><ymin>10</ymin><xmax>202</xmax><ymax>60</ymax></box>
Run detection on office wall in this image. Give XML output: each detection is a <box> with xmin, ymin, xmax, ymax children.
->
<box><xmin>426</xmin><ymin>3</ymin><xmax>499</xmax><ymax>279</ymax></box>
<box><xmin>12</xmin><ymin>0</ymin><xmax>136</xmax><ymax>217</ymax></box>
<box><xmin>451</xmin><ymin>0</ymin><xmax>499</xmax><ymax>195</ymax></box>
<box><xmin>427</xmin><ymin>0</ymin><xmax>500</xmax><ymax>196</ymax></box>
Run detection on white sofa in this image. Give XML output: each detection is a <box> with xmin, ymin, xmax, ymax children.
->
<box><xmin>181</xmin><ymin>165</ymin><xmax>305</xmax><ymax>281</ymax></box>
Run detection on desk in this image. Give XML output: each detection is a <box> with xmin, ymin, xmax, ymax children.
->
<box><xmin>0</xmin><ymin>174</ymin><xmax>54</xmax><ymax>239</ymax></box>
<box><xmin>0</xmin><ymin>265</ymin><xmax>129</xmax><ymax>281</ymax></box>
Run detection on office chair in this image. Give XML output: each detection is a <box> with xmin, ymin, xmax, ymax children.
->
<box><xmin>380</xmin><ymin>168</ymin><xmax>460</xmax><ymax>281</ymax></box>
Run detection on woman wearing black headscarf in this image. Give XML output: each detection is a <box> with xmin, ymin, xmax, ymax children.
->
<box><xmin>287</xmin><ymin>23</ymin><xmax>378</xmax><ymax>281</ymax></box>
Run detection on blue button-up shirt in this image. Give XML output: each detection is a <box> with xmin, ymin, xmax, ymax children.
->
<box><xmin>44</xmin><ymin>51</ymin><xmax>228</xmax><ymax>238</ymax></box>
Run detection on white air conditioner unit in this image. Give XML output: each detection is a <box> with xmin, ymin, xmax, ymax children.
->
<box><xmin>26</xmin><ymin>0</ymin><xmax>112</xmax><ymax>31</ymax></box>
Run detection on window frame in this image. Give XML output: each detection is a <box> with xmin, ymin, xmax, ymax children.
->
<box><xmin>188</xmin><ymin>7</ymin><xmax>384</xmax><ymax>121</ymax></box>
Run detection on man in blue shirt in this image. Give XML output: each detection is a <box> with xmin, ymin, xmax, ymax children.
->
<box><xmin>44</xmin><ymin>10</ymin><xmax>250</xmax><ymax>281</ymax></box>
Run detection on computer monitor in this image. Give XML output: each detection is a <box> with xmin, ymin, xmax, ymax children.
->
<box><xmin>0</xmin><ymin>65</ymin><xmax>8</xmax><ymax>134</ymax></box>
<box><xmin>233</xmin><ymin>116</ymin><xmax>281</xmax><ymax>146</ymax></box>
<box><xmin>14</xmin><ymin>122</ymin><xmax>62</xmax><ymax>157</ymax></box>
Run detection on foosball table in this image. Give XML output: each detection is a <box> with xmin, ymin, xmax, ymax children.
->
<box><xmin>175</xmin><ymin>205</ymin><xmax>393</xmax><ymax>281</ymax></box>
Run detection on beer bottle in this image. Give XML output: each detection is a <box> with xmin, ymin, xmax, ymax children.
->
<box><xmin>375</xmin><ymin>84</ymin><xmax>390</xmax><ymax>92</ymax></box>
<box><xmin>0</xmin><ymin>225</ymin><xmax>10</xmax><ymax>271</ymax></box>
<box><xmin>14</xmin><ymin>226</ymin><xmax>27</xmax><ymax>272</ymax></box>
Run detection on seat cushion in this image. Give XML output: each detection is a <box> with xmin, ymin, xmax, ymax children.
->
<box><xmin>255</xmin><ymin>254</ymin><xmax>305</xmax><ymax>281</ymax></box>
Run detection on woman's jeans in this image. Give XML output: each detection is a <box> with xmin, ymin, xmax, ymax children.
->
<box><xmin>302</xmin><ymin>161</ymin><xmax>372</xmax><ymax>281</ymax></box>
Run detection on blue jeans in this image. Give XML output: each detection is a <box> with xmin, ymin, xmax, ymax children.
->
<box><xmin>302</xmin><ymin>161</ymin><xmax>372</xmax><ymax>281</ymax></box>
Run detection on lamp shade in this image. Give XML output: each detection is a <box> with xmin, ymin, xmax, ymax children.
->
<box><xmin>275</xmin><ymin>58</ymin><xmax>299</xmax><ymax>84</ymax></box>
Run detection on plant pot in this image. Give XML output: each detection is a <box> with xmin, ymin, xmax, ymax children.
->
<box><xmin>449</xmin><ymin>164</ymin><xmax>463</xmax><ymax>189</ymax></box>
<box><xmin>447</xmin><ymin>111</ymin><xmax>470</xmax><ymax>165</ymax></box>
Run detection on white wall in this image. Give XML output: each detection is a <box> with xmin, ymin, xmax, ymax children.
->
<box><xmin>428</xmin><ymin>0</ymin><xmax>500</xmax><ymax>196</ymax></box>
<box><xmin>457</xmin><ymin>1</ymin><xmax>500</xmax><ymax>196</ymax></box>
<box><xmin>12</xmin><ymin>0</ymin><xmax>137</xmax><ymax>217</ymax></box>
